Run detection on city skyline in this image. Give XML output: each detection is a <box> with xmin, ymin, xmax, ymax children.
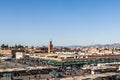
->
<box><xmin>0</xmin><ymin>0</ymin><xmax>120</xmax><ymax>46</ymax></box>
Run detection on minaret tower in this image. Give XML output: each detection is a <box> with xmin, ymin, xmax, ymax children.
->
<box><xmin>48</xmin><ymin>41</ymin><xmax>53</xmax><ymax>53</ymax></box>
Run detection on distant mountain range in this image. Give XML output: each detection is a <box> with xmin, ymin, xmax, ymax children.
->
<box><xmin>92</xmin><ymin>43</ymin><xmax>120</xmax><ymax>48</ymax></box>
<box><xmin>55</xmin><ymin>43</ymin><xmax>120</xmax><ymax>48</ymax></box>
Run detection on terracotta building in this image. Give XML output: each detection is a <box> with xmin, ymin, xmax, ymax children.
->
<box><xmin>48</xmin><ymin>41</ymin><xmax>53</xmax><ymax>53</ymax></box>
<box><xmin>0</xmin><ymin>49</ymin><xmax>12</xmax><ymax>54</ymax></box>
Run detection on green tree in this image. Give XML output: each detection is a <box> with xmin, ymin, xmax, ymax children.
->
<box><xmin>1</xmin><ymin>44</ymin><xmax>5</xmax><ymax>49</ymax></box>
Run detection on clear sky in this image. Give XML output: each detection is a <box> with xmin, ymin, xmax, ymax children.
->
<box><xmin>0</xmin><ymin>0</ymin><xmax>120</xmax><ymax>46</ymax></box>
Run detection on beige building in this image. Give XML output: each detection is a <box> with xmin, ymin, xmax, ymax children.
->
<box><xmin>88</xmin><ymin>47</ymin><xmax>99</xmax><ymax>53</ymax></box>
<box><xmin>29</xmin><ymin>53</ymin><xmax>83</xmax><ymax>62</ymax></box>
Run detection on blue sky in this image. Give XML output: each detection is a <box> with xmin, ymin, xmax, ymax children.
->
<box><xmin>0</xmin><ymin>0</ymin><xmax>120</xmax><ymax>46</ymax></box>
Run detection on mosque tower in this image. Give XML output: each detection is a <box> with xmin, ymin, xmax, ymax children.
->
<box><xmin>48</xmin><ymin>41</ymin><xmax>53</xmax><ymax>53</ymax></box>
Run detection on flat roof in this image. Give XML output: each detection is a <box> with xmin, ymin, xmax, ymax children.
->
<box><xmin>0</xmin><ymin>66</ymin><xmax>57</xmax><ymax>73</ymax></box>
<box><xmin>82</xmin><ymin>66</ymin><xmax>117</xmax><ymax>70</ymax></box>
<box><xmin>61</xmin><ymin>72</ymin><xmax>120</xmax><ymax>80</ymax></box>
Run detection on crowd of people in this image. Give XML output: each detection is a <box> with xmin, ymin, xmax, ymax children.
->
<box><xmin>12</xmin><ymin>57</ymin><xmax>48</xmax><ymax>67</ymax></box>
<box><xmin>4</xmin><ymin>57</ymin><xmax>90</xmax><ymax>80</ymax></box>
